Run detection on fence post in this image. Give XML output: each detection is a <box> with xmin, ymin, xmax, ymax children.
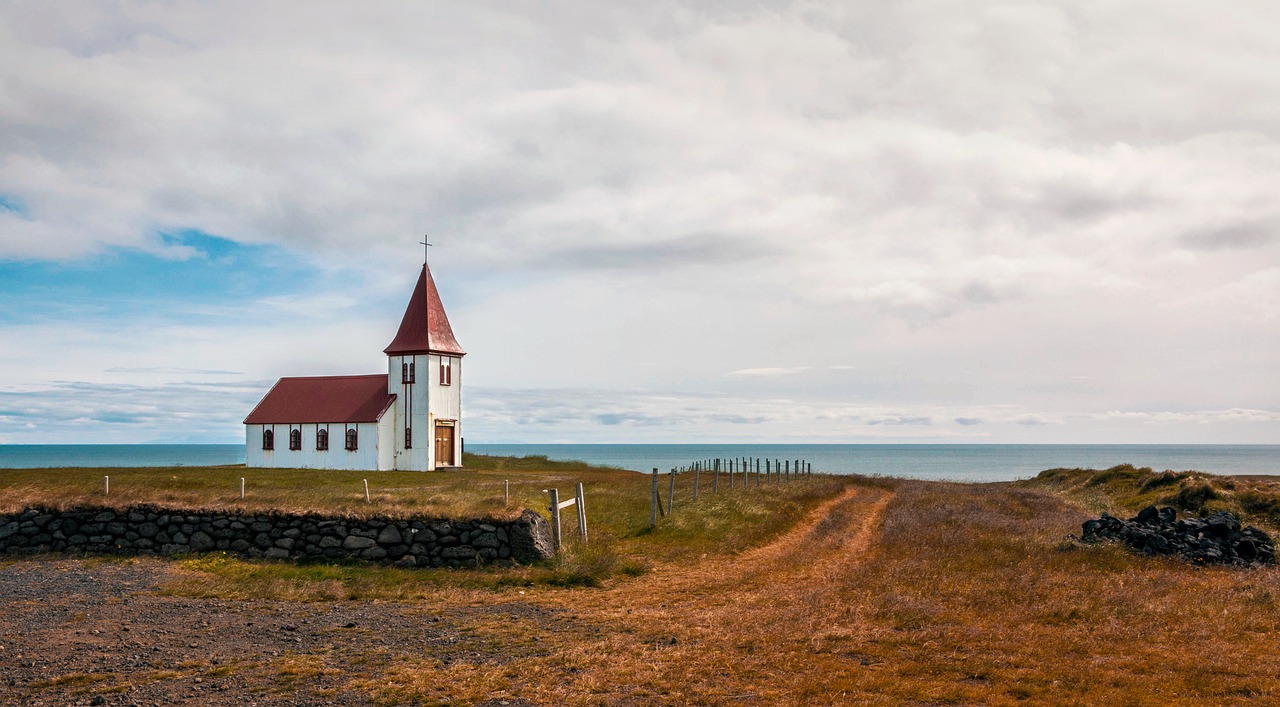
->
<box><xmin>785</xmin><ymin>460</ymin><xmax>790</xmax><ymax>481</ymax></box>
<box><xmin>548</xmin><ymin>488</ymin><xmax>563</xmax><ymax>549</ymax></box>
<box><xmin>240</xmin><ymin>477</ymin><xmax>245</xmax><ymax>499</ymax></box>
<box><xmin>668</xmin><ymin>470</ymin><xmax>675</xmax><ymax>515</ymax></box>
<box><xmin>575</xmin><ymin>482</ymin><xmax>587</xmax><ymax>542</ymax></box>
<box><xmin>650</xmin><ymin>468</ymin><xmax>659</xmax><ymax>529</ymax></box>
<box><xmin>729</xmin><ymin>458</ymin><xmax>734</xmax><ymax>491</ymax></box>
<box><xmin>504</xmin><ymin>479</ymin><xmax>510</xmax><ymax>505</ymax></box>
<box><xmin>104</xmin><ymin>475</ymin><xmax>109</xmax><ymax>496</ymax></box>
<box><xmin>363</xmin><ymin>479</ymin><xmax>371</xmax><ymax>503</ymax></box>
<box><xmin>714</xmin><ymin>459</ymin><xmax>720</xmax><ymax>494</ymax></box>
<box><xmin>693</xmin><ymin>461</ymin><xmax>701</xmax><ymax>501</ymax></box>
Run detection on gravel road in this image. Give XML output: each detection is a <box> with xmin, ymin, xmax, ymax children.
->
<box><xmin>0</xmin><ymin>557</ymin><xmax>544</xmax><ymax>706</ymax></box>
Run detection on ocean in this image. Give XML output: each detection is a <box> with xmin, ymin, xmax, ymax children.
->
<box><xmin>0</xmin><ymin>443</ymin><xmax>1277</xmax><ymax>482</ymax></box>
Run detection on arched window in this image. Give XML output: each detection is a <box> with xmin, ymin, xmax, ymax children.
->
<box><xmin>402</xmin><ymin>361</ymin><xmax>415</xmax><ymax>384</ymax></box>
<box><xmin>289</xmin><ymin>428</ymin><xmax>302</xmax><ymax>451</ymax></box>
<box><xmin>440</xmin><ymin>359</ymin><xmax>451</xmax><ymax>385</ymax></box>
<box><xmin>345</xmin><ymin>428</ymin><xmax>359</xmax><ymax>451</ymax></box>
<box><xmin>262</xmin><ymin>428</ymin><xmax>274</xmax><ymax>450</ymax></box>
<box><xmin>316</xmin><ymin>428</ymin><xmax>329</xmax><ymax>451</ymax></box>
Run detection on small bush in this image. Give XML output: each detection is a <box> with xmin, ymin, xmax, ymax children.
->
<box><xmin>1163</xmin><ymin>481</ymin><xmax>1219</xmax><ymax>511</ymax></box>
<box><xmin>1139</xmin><ymin>471</ymin><xmax>1191</xmax><ymax>492</ymax></box>
<box><xmin>1085</xmin><ymin>464</ymin><xmax>1153</xmax><ymax>487</ymax></box>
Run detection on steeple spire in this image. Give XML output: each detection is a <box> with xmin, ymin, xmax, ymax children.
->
<box><xmin>383</xmin><ymin>261</ymin><xmax>465</xmax><ymax>356</ymax></box>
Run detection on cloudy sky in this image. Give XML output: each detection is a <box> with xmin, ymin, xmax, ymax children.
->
<box><xmin>1</xmin><ymin>1</ymin><xmax>1277</xmax><ymax>445</ymax></box>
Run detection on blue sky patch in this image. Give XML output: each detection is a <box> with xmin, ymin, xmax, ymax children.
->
<box><xmin>0</xmin><ymin>230</ymin><xmax>322</xmax><ymax>325</ymax></box>
<box><xmin>0</xmin><ymin>194</ymin><xmax>29</xmax><ymax>218</ymax></box>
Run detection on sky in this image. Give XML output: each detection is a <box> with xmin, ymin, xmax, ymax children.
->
<box><xmin>1</xmin><ymin>1</ymin><xmax>1277</xmax><ymax>445</ymax></box>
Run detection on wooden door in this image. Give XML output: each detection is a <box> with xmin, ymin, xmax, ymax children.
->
<box><xmin>434</xmin><ymin>423</ymin><xmax>455</xmax><ymax>467</ymax></box>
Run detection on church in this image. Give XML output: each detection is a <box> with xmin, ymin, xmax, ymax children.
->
<box><xmin>243</xmin><ymin>260</ymin><xmax>465</xmax><ymax>471</ymax></box>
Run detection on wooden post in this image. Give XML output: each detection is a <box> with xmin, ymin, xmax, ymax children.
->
<box><xmin>103</xmin><ymin>475</ymin><xmax>109</xmax><ymax>496</ymax></box>
<box><xmin>363</xmin><ymin>479</ymin><xmax>371</xmax><ymax>503</ymax></box>
<box><xmin>667</xmin><ymin>470</ymin><xmax>675</xmax><ymax>515</ymax></box>
<box><xmin>650</xmin><ymin>468</ymin><xmax>659</xmax><ymax>529</ymax></box>
<box><xmin>240</xmin><ymin>477</ymin><xmax>245</xmax><ymax>499</ymax></box>
<box><xmin>504</xmin><ymin>479</ymin><xmax>510</xmax><ymax>505</ymax></box>
<box><xmin>693</xmin><ymin>461</ymin><xmax>700</xmax><ymax>501</ymax></box>
<box><xmin>729</xmin><ymin>458</ymin><xmax>734</xmax><ymax>491</ymax></box>
<box><xmin>785</xmin><ymin>460</ymin><xmax>790</xmax><ymax>481</ymax></box>
<box><xmin>714</xmin><ymin>459</ymin><xmax>720</xmax><ymax>494</ymax></box>
<box><xmin>548</xmin><ymin>488</ymin><xmax>563</xmax><ymax>549</ymax></box>
<box><xmin>575</xmin><ymin>482</ymin><xmax>588</xmax><ymax>542</ymax></box>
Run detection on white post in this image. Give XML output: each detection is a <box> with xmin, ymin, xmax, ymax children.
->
<box><xmin>363</xmin><ymin>479</ymin><xmax>370</xmax><ymax>503</ymax></box>
<box><xmin>103</xmin><ymin>475</ymin><xmax>109</xmax><ymax>496</ymax></box>
<box><xmin>575</xmin><ymin>482</ymin><xmax>587</xmax><ymax>542</ymax></box>
<box><xmin>240</xmin><ymin>477</ymin><xmax>245</xmax><ymax>499</ymax></box>
<box><xmin>504</xmin><ymin>479</ymin><xmax>510</xmax><ymax>506</ymax></box>
<box><xmin>548</xmin><ymin>488</ymin><xmax>563</xmax><ymax>549</ymax></box>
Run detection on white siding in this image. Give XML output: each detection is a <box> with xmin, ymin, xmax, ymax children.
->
<box><xmin>388</xmin><ymin>354</ymin><xmax>431</xmax><ymax>471</ymax></box>
<box><xmin>244</xmin><ymin>421</ymin><xmax>385</xmax><ymax>470</ymax></box>
<box><xmin>428</xmin><ymin>354</ymin><xmax>463</xmax><ymax>467</ymax></box>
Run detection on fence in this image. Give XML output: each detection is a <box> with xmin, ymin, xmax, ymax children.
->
<box><xmin>545</xmin><ymin>482</ymin><xmax>587</xmax><ymax>549</ymax></box>
<box><xmin>649</xmin><ymin>457</ymin><xmax>816</xmax><ymax>528</ymax></box>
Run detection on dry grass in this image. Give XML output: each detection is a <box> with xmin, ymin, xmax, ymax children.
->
<box><xmin>13</xmin><ymin>459</ymin><xmax>1280</xmax><ymax>704</ymax></box>
<box><xmin>1023</xmin><ymin>463</ymin><xmax>1280</xmax><ymax>533</ymax></box>
<box><xmin>338</xmin><ymin>477</ymin><xmax>1280</xmax><ymax>705</ymax></box>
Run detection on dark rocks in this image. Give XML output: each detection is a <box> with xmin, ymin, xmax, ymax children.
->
<box><xmin>0</xmin><ymin>504</ymin><xmax>555</xmax><ymax>568</ymax></box>
<box><xmin>341</xmin><ymin>535</ymin><xmax>378</xmax><ymax>550</ymax></box>
<box><xmin>508</xmin><ymin>509</ymin><xmax>556</xmax><ymax>563</ymax></box>
<box><xmin>1081</xmin><ymin>506</ymin><xmax>1275</xmax><ymax>567</ymax></box>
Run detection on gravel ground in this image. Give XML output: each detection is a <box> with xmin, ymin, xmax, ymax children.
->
<box><xmin>0</xmin><ymin>558</ymin><xmax>548</xmax><ymax>706</ymax></box>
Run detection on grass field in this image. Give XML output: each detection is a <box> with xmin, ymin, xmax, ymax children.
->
<box><xmin>5</xmin><ymin>458</ymin><xmax>1280</xmax><ymax>704</ymax></box>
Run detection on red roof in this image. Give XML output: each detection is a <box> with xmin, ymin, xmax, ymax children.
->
<box><xmin>384</xmin><ymin>263</ymin><xmax>466</xmax><ymax>356</ymax></box>
<box><xmin>243</xmin><ymin>375</ymin><xmax>396</xmax><ymax>424</ymax></box>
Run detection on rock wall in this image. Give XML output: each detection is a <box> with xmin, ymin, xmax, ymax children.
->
<box><xmin>0</xmin><ymin>506</ymin><xmax>555</xmax><ymax>567</ymax></box>
<box><xmin>1081</xmin><ymin>505</ymin><xmax>1275</xmax><ymax>567</ymax></box>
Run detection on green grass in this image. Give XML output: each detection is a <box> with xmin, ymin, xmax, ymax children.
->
<box><xmin>0</xmin><ymin>454</ymin><xmax>848</xmax><ymax>597</ymax></box>
<box><xmin>1020</xmin><ymin>463</ymin><xmax>1280</xmax><ymax>533</ymax></box>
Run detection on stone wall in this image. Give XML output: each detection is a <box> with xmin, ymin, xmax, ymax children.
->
<box><xmin>0</xmin><ymin>506</ymin><xmax>555</xmax><ymax>567</ymax></box>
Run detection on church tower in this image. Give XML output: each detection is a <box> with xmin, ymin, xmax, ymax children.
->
<box><xmin>383</xmin><ymin>261</ymin><xmax>466</xmax><ymax>470</ymax></box>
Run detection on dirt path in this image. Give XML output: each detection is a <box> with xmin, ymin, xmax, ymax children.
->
<box><xmin>508</xmin><ymin>485</ymin><xmax>895</xmax><ymax>704</ymax></box>
<box><xmin>0</xmin><ymin>483</ymin><xmax>894</xmax><ymax>706</ymax></box>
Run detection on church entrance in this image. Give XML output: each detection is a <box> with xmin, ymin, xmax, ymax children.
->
<box><xmin>434</xmin><ymin>422</ymin><xmax>455</xmax><ymax>467</ymax></box>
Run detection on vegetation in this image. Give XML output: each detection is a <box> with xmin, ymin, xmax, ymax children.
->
<box><xmin>0</xmin><ymin>454</ymin><xmax>846</xmax><ymax>591</ymax></box>
<box><xmin>1022</xmin><ymin>463</ymin><xmax>1280</xmax><ymax>532</ymax></box>
<box><xmin>10</xmin><ymin>459</ymin><xmax>1280</xmax><ymax>703</ymax></box>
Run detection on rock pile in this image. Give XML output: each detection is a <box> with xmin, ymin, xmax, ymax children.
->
<box><xmin>0</xmin><ymin>506</ymin><xmax>555</xmax><ymax>567</ymax></box>
<box><xmin>1081</xmin><ymin>506</ymin><xmax>1275</xmax><ymax>566</ymax></box>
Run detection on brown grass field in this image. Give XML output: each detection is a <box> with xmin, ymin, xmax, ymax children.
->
<box><xmin>4</xmin><ymin>459</ymin><xmax>1280</xmax><ymax>704</ymax></box>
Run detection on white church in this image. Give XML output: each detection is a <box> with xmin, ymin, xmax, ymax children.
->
<box><xmin>244</xmin><ymin>260</ymin><xmax>465</xmax><ymax>471</ymax></box>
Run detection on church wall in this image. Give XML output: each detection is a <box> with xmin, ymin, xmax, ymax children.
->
<box><xmin>244</xmin><ymin>422</ymin><xmax>385</xmax><ymax>471</ymax></box>
<box><xmin>388</xmin><ymin>354</ymin><xmax>432</xmax><ymax>471</ymax></box>
<box><xmin>428</xmin><ymin>354</ymin><xmax>463</xmax><ymax>467</ymax></box>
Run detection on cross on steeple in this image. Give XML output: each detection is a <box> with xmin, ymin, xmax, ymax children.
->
<box><xmin>419</xmin><ymin>235</ymin><xmax>432</xmax><ymax>265</ymax></box>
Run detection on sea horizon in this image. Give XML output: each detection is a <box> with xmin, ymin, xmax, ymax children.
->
<box><xmin>1</xmin><ymin>442</ymin><xmax>1277</xmax><ymax>482</ymax></box>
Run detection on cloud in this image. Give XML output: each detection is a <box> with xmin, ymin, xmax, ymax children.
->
<box><xmin>726</xmin><ymin>367</ymin><xmax>813</xmax><ymax>378</ymax></box>
<box><xmin>0</xmin><ymin>2</ymin><xmax>1277</xmax><ymax>445</ymax></box>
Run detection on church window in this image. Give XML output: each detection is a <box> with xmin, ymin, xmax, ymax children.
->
<box><xmin>289</xmin><ymin>428</ymin><xmax>302</xmax><ymax>451</ymax></box>
<box><xmin>316</xmin><ymin>428</ymin><xmax>329</xmax><ymax>451</ymax></box>
<box><xmin>402</xmin><ymin>361</ymin><xmax>415</xmax><ymax>384</ymax></box>
<box><xmin>262</xmin><ymin>429</ymin><xmax>274</xmax><ymax>450</ymax></box>
<box><xmin>345</xmin><ymin>428</ymin><xmax>359</xmax><ymax>451</ymax></box>
<box><xmin>405</xmin><ymin>427</ymin><xmax>412</xmax><ymax>449</ymax></box>
<box><xmin>440</xmin><ymin>359</ymin><xmax>451</xmax><ymax>386</ymax></box>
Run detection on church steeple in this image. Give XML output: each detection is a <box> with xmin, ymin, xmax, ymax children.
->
<box><xmin>384</xmin><ymin>262</ymin><xmax>466</xmax><ymax>356</ymax></box>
